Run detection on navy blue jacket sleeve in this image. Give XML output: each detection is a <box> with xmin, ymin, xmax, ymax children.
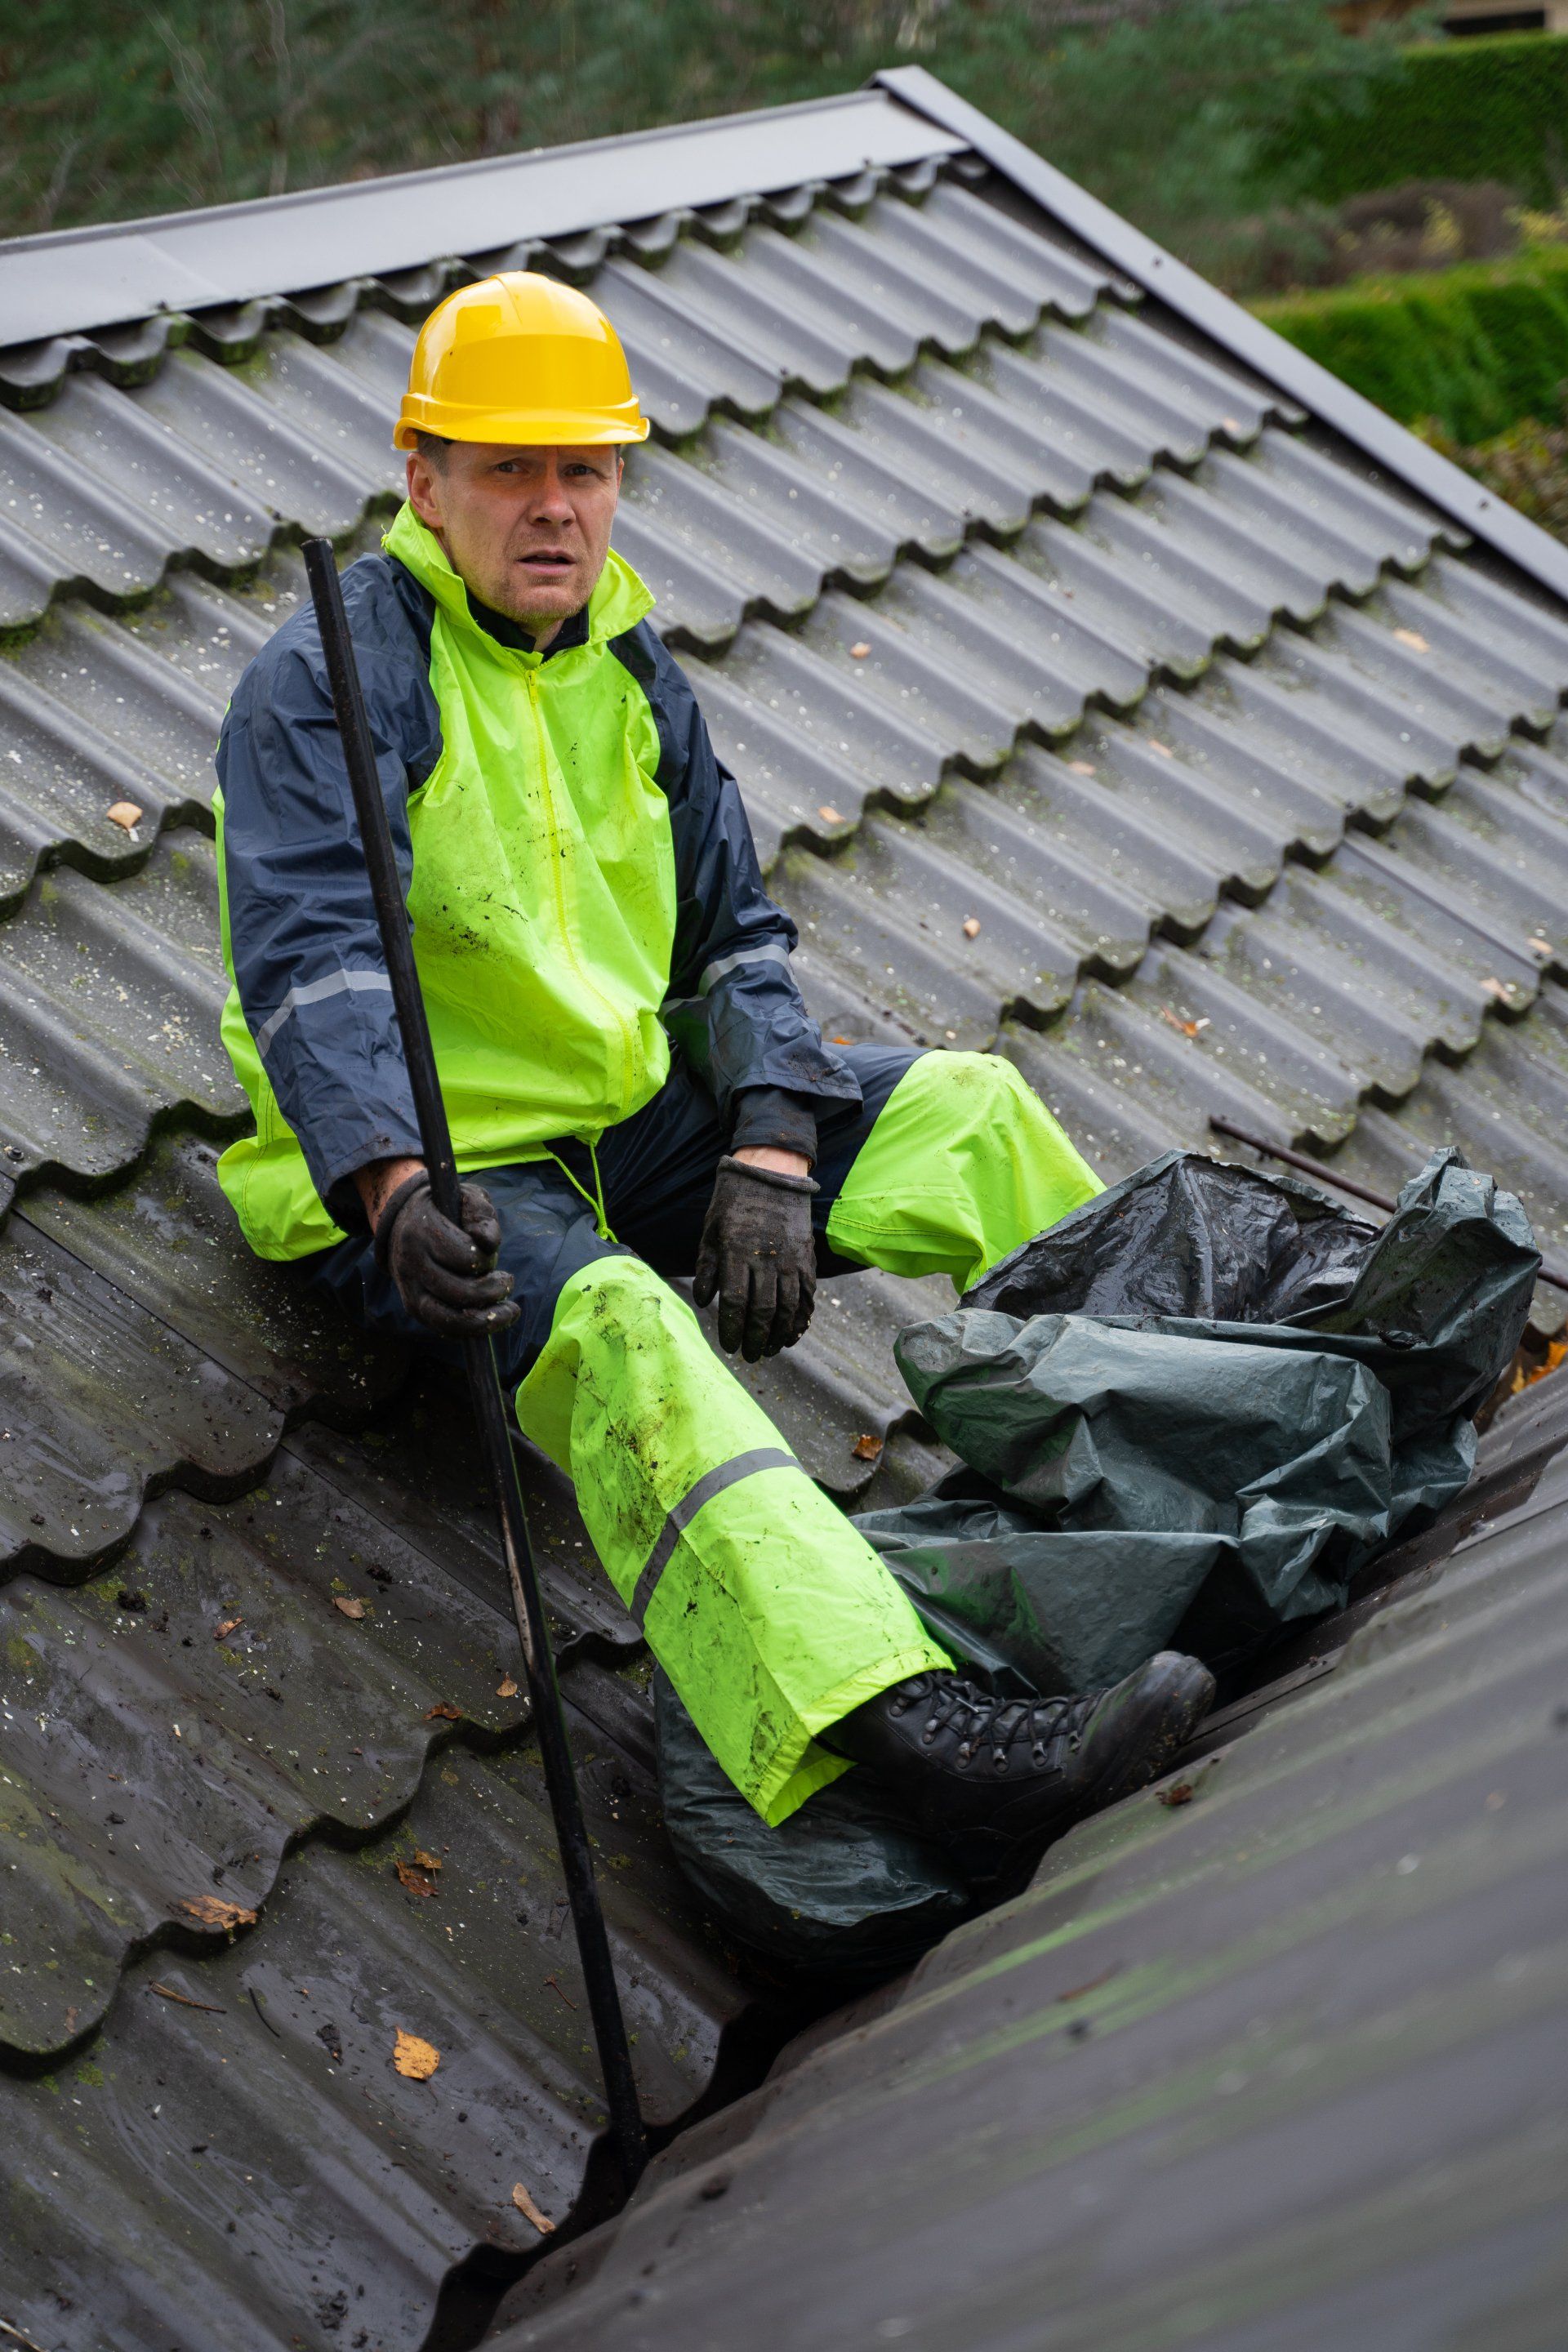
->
<box><xmin>216</xmin><ymin>557</ymin><xmax>439</xmax><ymax>1230</ymax></box>
<box><xmin>612</xmin><ymin>622</ymin><xmax>861</xmax><ymax>1130</ymax></box>
<box><xmin>730</xmin><ymin>1086</ymin><xmax>822</xmax><ymax>1163</ymax></box>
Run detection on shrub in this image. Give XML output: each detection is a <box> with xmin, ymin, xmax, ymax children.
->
<box><xmin>1426</xmin><ymin>406</ymin><xmax>1568</xmax><ymax>546</ymax></box>
<box><xmin>0</xmin><ymin>0</ymin><xmax>1408</xmax><ymax>242</ymax></box>
<box><xmin>1254</xmin><ymin>242</ymin><xmax>1568</xmax><ymax>443</ymax></box>
<box><xmin>1209</xmin><ymin>178</ymin><xmax>1520</xmax><ymax>298</ymax></box>
<box><xmin>1284</xmin><ymin>31</ymin><xmax>1568</xmax><ymax>212</ymax></box>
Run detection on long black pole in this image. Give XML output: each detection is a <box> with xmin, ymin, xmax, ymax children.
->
<box><xmin>302</xmin><ymin>538</ymin><xmax>648</xmax><ymax>2193</ymax></box>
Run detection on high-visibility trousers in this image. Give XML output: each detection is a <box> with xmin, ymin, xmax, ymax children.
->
<box><xmin>316</xmin><ymin>1046</ymin><xmax>1101</xmax><ymax>1823</ymax></box>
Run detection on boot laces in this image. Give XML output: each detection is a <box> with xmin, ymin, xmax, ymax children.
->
<box><xmin>901</xmin><ymin>1674</ymin><xmax>1101</xmax><ymax>1776</ymax></box>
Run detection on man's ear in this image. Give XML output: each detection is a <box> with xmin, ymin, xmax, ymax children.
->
<box><xmin>406</xmin><ymin>450</ymin><xmax>443</xmax><ymax>530</ymax></box>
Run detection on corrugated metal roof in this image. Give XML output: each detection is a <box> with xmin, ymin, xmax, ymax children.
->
<box><xmin>497</xmin><ymin>1379</ymin><xmax>1568</xmax><ymax>2352</ymax></box>
<box><xmin>2</xmin><ymin>1668</ymin><xmax>754</xmax><ymax>2352</ymax></box>
<box><xmin>1</xmin><ymin>77</ymin><xmax>1566</xmax><ymax>2352</ymax></box>
<box><xmin>2</xmin><ymin>164</ymin><xmax>1566</xmax><ymax>1280</ymax></box>
<box><xmin>876</xmin><ymin>65</ymin><xmax>1568</xmax><ymax>604</ymax></box>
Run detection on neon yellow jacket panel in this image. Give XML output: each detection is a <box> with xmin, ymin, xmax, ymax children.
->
<box><xmin>213</xmin><ymin>506</ymin><xmax>857</xmax><ymax>1258</ymax></box>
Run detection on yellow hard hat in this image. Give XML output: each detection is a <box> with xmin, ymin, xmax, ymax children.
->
<box><xmin>394</xmin><ymin>271</ymin><xmax>649</xmax><ymax>450</ymax></box>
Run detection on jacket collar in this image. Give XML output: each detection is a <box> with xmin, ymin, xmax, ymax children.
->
<box><xmin>466</xmin><ymin>592</ymin><xmax>589</xmax><ymax>658</ymax></box>
<box><xmin>381</xmin><ymin>501</ymin><xmax>654</xmax><ymax>656</ymax></box>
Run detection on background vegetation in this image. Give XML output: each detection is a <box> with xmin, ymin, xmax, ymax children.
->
<box><xmin>4</xmin><ymin>2</ymin><xmax>1568</xmax><ymax>537</ymax></box>
<box><xmin>1283</xmin><ymin>29</ymin><xmax>1568</xmax><ymax>213</ymax></box>
<box><xmin>1258</xmin><ymin>238</ymin><xmax>1568</xmax><ymax>443</ymax></box>
<box><xmin>0</xmin><ymin>0</ymin><xmax>1415</xmax><ymax>261</ymax></box>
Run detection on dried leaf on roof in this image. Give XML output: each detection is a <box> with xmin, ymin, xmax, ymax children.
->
<box><xmin>1159</xmin><ymin>1007</ymin><xmax>1209</xmax><ymax>1039</ymax></box>
<box><xmin>511</xmin><ymin>2181</ymin><xmax>557</xmax><ymax>2234</ymax></box>
<box><xmin>1513</xmin><ymin>1338</ymin><xmax>1568</xmax><ymax>1392</ymax></box>
<box><xmin>394</xmin><ymin>1851</ymin><xmax>443</xmax><ymax>1897</ymax></box>
<box><xmin>332</xmin><ymin>1595</ymin><xmax>366</xmax><ymax>1620</ymax></box>
<box><xmin>392</xmin><ymin>2029</ymin><xmax>440</xmax><ymax>2080</ymax></box>
<box><xmin>178</xmin><ymin>1895</ymin><xmax>257</xmax><ymax>1931</ymax></box>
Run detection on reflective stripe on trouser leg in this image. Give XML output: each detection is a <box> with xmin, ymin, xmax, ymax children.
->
<box><xmin>629</xmin><ymin>1447</ymin><xmax>796</xmax><ymax>1622</ymax></box>
<box><xmin>514</xmin><ymin>1255</ymin><xmax>950</xmax><ymax>1826</ymax></box>
<box><xmin>826</xmin><ymin>1049</ymin><xmax>1102</xmax><ymax>1292</ymax></box>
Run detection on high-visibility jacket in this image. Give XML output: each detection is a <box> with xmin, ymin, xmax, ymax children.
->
<box><xmin>214</xmin><ymin>504</ymin><xmax>858</xmax><ymax>1258</ymax></box>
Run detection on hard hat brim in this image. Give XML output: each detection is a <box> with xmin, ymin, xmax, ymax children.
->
<box><xmin>394</xmin><ymin>401</ymin><xmax>650</xmax><ymax>452</ymax></box>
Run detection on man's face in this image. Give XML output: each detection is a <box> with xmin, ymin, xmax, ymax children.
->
<box><xmin>405</xmin><ymin>441</ymin><xmax>622</xmax><ymax>643</ymax></box>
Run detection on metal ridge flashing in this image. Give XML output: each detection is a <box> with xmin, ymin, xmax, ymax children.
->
<box><xmin>0</xmin><ymin>87</ymin><xmax>966</xmax><ymax>350</ymax></box>
<box><xmin>875</xmin><ymin>64</ymin><xmax>1568</xmax><ymax>608</ymax></box>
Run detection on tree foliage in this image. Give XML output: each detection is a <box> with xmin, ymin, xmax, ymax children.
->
<box><xmin>0</xmin><ymin>1</ymin><xmax>1413</xmax><ymax>260</ymax></box>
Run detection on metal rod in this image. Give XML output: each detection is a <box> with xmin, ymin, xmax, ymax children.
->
<box><xmin>302</xmin><ymin>538</ymin><xmax>648</xmax><ymax>2193</ymax></box>
<box><xmin>1208</xmin><ymin>1115</ymin><xmax>1568</xmax><ymax>1295</ymax></box>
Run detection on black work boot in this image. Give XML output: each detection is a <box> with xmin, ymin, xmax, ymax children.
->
<box><xmin>821</xmin><ymin>1652</ymin><xmax>1214</xmax><ymax>1878</ymax></box>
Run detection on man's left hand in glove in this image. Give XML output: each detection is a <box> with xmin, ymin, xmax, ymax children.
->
<box><xmin>693</xmin><ymin>1149</ymin><xmax>819</xmax><ymax>1361</ymax></box>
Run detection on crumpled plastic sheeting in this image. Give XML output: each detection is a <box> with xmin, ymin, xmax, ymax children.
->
<box><xmin>657</xmin><ymin>1148</ymin><xmax>1537</xmax><ymax>1972</ymax></box>
<box><xmin>653</xmin><ymin>1670</ymin><xmax>972</xmax><ymax>1976</ymax></box>
<box><xmin>860</xmin><ymin>1147</ymin><xmax>1539</xmax><ymax>1687</ymax></box>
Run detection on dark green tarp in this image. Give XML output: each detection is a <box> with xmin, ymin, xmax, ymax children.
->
<box><xmin>659</xmin><ymin>1148</ymin><xmax>1539</xmax><ymax>1971</ymax></box>
<box><xmin>863</xmin><ymin>1147</ymin><xmax>1539</xmax><ymax>1685</ymax></box>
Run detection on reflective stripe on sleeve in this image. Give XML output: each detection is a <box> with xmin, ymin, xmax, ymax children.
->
<box><xmin>255</xmin><ymin>967</ymin><xmax>394</xmax><ymax>1056</ymax></box>
<box><xmin>697</xmin><ymin>942</ymin><xmax>791</xmax><ymax>996</ymax></box>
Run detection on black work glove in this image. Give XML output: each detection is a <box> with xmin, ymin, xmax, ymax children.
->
<box><xmin>693</xmin><ymin>1154</ymin><xmax>819</xmax><ymax>1362</ymax></box>
<box><xmin>373</xmin><ymin>1170</ymin><xmax>520</xmax><ymax>1339</ymax></box>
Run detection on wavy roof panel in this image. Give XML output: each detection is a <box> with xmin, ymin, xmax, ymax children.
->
<box><xmin>499</xmin><ymin>1392</ymin><xmax>1568</xmax><ymax>2352</ymax></box>
<box><xmin>2</xmin><ymin>75</ymin><xmax>1567</xmax><ymax>2352</ymax></box>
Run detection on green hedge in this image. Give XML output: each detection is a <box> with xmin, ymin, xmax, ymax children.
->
<box><xmin>1284</xmin><ymin>31</ymin><xmax>1568</xmax><ymax>210</ymax></box>
<box><xmin>1254</xmin><ymin>243</ymin><xmax>1568</xmax><ymax>443</ymax></box>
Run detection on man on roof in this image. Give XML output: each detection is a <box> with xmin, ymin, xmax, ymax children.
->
<box><xmin>213</xmin><ymin>272</ymin><xmax>1212</xmax><ymax>1876</ymax></box>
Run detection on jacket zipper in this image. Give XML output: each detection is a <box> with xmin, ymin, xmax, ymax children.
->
<box><xmin>525</xmin><ymin>666</ymin><xmax>637</xmax><ymax>1115</ymax></box>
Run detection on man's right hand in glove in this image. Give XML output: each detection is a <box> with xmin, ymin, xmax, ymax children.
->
<box><xmin>355</xmin><ymin>1158</ymin><xmax>520</xmax><ymax>1338</ymax></box>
